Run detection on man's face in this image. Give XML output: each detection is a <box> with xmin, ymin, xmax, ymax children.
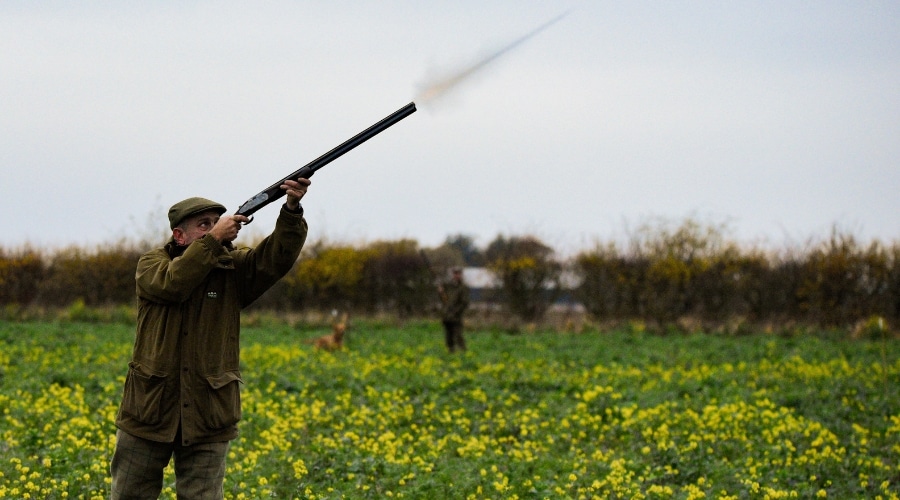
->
<box><xmin>173</xmin><ymin>210</ymin><xmax>220</xmax><ymax>246</ymax></box>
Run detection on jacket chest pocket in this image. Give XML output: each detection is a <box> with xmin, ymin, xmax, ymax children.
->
<box><xmin>198</xmin><ymin>271</ymin><xmax>239</xmax><ymax>314</ymax></box>
<box><xmin>201</xmin><ymin>266</ymin><xmax>231</xmax><ymax>300</ymax></box>
<box><xmin>202</xmin><ymin>276</ymin><xmax>225</xmax><ymax>303</ymax></box>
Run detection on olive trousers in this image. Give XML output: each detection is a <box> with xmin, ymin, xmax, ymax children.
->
<box><xmin>110</xmin><ymin>429</ymin><xmax>229</xmax><ymax>500</ymax></box>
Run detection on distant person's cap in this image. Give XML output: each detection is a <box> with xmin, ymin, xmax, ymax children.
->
<box><xmin>168</xmin><ymin>197</ymin><xmax>227</xmax><ymax>229</ymax></box>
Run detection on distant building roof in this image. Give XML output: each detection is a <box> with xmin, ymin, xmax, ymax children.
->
<box><xmin>461</xmin><ymin>267</ymin><xmax>582</xmax><ymax>289</ymax></box>
<box><xmin>462</xmin><ymin>267</ymin><xmax>499</xmax><ymax>288</ymax></box>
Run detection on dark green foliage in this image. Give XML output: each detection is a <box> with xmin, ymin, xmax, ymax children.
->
<box><xmin>485</xmin><ymin>235</ymin><xmax>562</xmax><ymax>322</ymax></box>
<box><xmin>3</xmin><ymin>219</ymin><xmax>900</xmax><ymax>329</ymax></box>
<box><xmin>574</xmin><ymin>219</ymin><xmax>900</xmax><ymax>329</ymax></box>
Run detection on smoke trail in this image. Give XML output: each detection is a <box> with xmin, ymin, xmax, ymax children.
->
<box><xmin>414</xmin><ymin>11</ymin><xmax>569</xmax><ymax>106</ymax></box>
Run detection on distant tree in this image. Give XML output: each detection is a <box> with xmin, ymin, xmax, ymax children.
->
<box><xmin>797</xmin><ymin>227</ymin><xmax>893</xmax><ymax>326</ymax></box>
<box><xmin>0</xmin><ymin>247</ymin><xmax>45</xmax><ymax>305</ymax></box>
<box><xmin>485</xmin><ymin>234</ymin><xmax>561</xmax><ymax>322</ymax></box>
<box><xmin>443</xmin><ymin>233</ymin><xmax>484</xmax><ymax>266</ymax></box>
<box><xmin>39</xmin><ymin>242</ymin><xmax>141</xmax><ymax>306</ymax></box>
<box><xmin>574</xmin><ymin>242</ymin><xmax>646</xmax><ymax>320</ymax></box>
<box><xmin>360</xmin><ymin>240</ymin><xmax>432</xmax><ymax>317</ymax></box>
<box><xmin>282</xmin><ymin>241</ymin><xmax>369</xmax><ymax>311</ymax></box>
<box><xmin>889</xmin><ymin>244</ymin><xmax>900</xmax><ymax>322</ymax></box>
<box><xmin>630</xmin><ymin>217</ymin><xmax>733</xmax><ymax>324</ymax></box>
<box><xmin>421</xmin><ymin>245</ymin><xmax>464</xmax><ymax>277</ymax></box>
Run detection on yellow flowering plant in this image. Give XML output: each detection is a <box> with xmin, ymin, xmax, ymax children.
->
<box><xmin>0</xmin><ymin>320</ymin><xmax>897</xmax><ymax>499</ymax></box>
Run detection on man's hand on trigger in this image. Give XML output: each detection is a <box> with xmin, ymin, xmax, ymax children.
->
<box><xmin>209</xmin><ymin>215</ymin><xmax>249</xmax><ymax>243</ymax></box>
<box><xmin>282</xmin><ymin>178</ymin><xmax>311</xmax><ymax>210</ymax></box>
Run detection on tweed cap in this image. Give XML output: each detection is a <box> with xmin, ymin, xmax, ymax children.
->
<box><xmin>168</xmin><ymin>197</ymin><xmax>227</xmax><ymax>229</ymax></box>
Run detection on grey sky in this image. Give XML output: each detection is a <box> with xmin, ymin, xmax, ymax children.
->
<box><xmin>3</xmin><ymin>1</ymin><xmax>899</xmax><ymax>253</ymax></box>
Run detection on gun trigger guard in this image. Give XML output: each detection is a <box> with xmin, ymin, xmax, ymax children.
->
<box><xmin>242</xmin><ymin>216</ymin><xmax>254</xmax><ymax>225</ymax></box>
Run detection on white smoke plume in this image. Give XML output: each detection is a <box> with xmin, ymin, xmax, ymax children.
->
<box><xmin>414</xmin><ymin>11</ymin><xmax>569</xmax><ymax>107</ymax></box>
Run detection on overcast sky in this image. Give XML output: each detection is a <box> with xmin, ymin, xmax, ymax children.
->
<box><xmin>3</xmin><ymin>1</ymin><xmax>899</xmax><ymax>254</ymax></box>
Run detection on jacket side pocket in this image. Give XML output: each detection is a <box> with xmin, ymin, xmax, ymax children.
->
<box><xmin>122</xmin><ymin>362</ymin><xmax>167</xmax><ymax>425</ymax></box>
<box><xmin>203</xmin><ymin>370</ymin><xmax>243</xmax><ymax>430</ymax></box>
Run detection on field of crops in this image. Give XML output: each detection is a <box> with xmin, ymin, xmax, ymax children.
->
<box><xmin>0</xmin><ymin>319</ymin><xmax>898</xmax><ymax>499</ymax></box>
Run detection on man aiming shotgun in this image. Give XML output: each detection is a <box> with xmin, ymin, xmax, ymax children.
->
<box><xmin>110</xmin><ymin>103</ymin><xmax>415</xmax><ymax>499</ymax></box>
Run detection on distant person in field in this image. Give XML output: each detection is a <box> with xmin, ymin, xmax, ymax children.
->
<box><xmin>439</xmin><ymin>267</ymin><xmax>470</xmax><ymax>352</ymax></box>
<box><xmin>110</xmin><ymin>179</ymin><xmax>310</xmax><ymax>499</ymax></box>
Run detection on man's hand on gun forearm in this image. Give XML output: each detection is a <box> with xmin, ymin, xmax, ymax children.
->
<box><xmin>282</xmin><ymin>178</ymin><xmax>311</xmax><ymax>210</ymax></box>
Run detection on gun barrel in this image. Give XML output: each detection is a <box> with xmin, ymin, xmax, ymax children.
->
<box><xmin>236</xmin><ymin>101</ymin><xmax>417</xmax><ymax>218</ymax></box>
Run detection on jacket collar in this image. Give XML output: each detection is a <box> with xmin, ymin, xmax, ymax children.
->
<box><xmin>165</xmin><ymin>240</ymin><xmax>185</xmax><ymax>259</ymax></box>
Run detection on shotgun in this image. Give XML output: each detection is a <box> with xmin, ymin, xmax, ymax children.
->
<box><xmin>236</xmin><ymin>102</ymin><xmax>417</xmax><ymax>222</ymax></box>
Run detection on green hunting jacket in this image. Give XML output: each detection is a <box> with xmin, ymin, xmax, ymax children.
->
<box><xmin>441</xmin><ymin>279</ymin><xmax>470</xmax><ymax>323</ymax></box>
<box><xmin>115</xmin><ymin>206</ymin><xmax>307</xmax><ymax>446</ymax></box>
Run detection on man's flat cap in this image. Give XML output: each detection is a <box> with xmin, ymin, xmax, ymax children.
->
<box><xmin>168</xmin><ymin>197</ymin><xmax>227</xmax><ymax>229</ymax></box>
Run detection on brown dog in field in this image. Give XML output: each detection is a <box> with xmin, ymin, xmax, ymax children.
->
<box><xmin>308</xmin><ymin>313</ymin><xmax>348</xmax><ymax>351</ymax></box>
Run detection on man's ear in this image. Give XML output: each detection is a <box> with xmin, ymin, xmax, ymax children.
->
<box><xmin>172</xmin><ymin>228</ymin><xmax>185</xmax><ymax>246</ymax></box>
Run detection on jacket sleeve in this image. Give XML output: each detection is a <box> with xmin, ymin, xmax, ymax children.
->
<box><xmin>232</xmin><ymin>206</ymin><xmax>308</xmax><ymax>307</ymax></box>
<box><xmin>135</xmin><ymin>235</ymin><xmax>227</xmax><ymax>303</ymax></box>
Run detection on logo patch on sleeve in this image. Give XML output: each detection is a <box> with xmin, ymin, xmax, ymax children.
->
<box><xmin>207</xmin><ymin>291</ymin><xmax>219</xmax><ymax>299</ymax></box>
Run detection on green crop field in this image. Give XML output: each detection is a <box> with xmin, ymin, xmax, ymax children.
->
<box><xmin>0</xmin><ymin>320</ymin><xmax>898</xmax><ymax>499</ymax></box>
